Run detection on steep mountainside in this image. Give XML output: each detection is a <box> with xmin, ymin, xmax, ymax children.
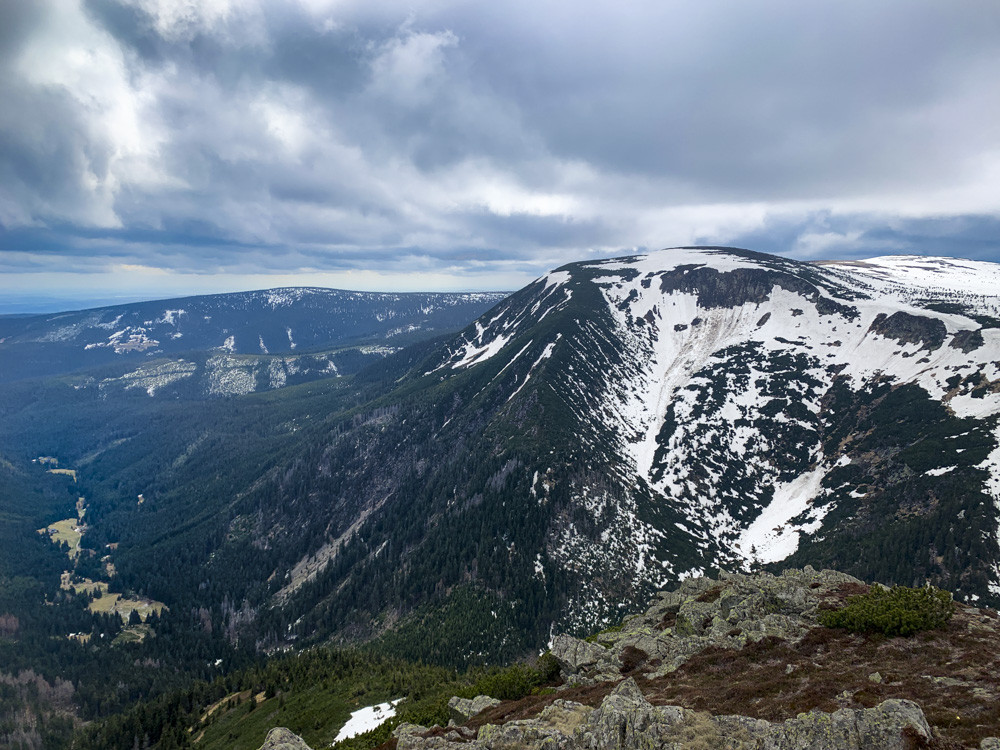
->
<box><xmin>0</xmin><ymin>288</ymin><xmax>507</xmax><ymax>384</ymax></box>
<box><xmin>238</xmin><ymin>248</ymin><xmax>1000</xmax><ymax>657</ymax></box>
<box><xmin>7</xmin><ymin>247</ymin><xmax>999</xmax><ymax>675</ymax></box>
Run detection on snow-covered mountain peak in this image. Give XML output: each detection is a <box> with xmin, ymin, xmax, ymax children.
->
<box><xmin>422</xmin><ymin>247</ymin><xmax>1000</xmax><ymax>606</ymax></box>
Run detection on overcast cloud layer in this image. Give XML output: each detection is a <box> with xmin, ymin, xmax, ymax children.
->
<box><xmin>1</xmin><ymin>0</ymin><xmax>999</xmax><ymax>304</ymax></box>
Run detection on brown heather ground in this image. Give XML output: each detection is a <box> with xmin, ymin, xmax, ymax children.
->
<box><xmin>462</xmin><ymin>584</ymin><xmax>1000</xmax><ymax>749</ymax></box>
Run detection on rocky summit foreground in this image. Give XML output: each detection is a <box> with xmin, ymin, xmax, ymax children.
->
<box><xmin>547</xmin><ymin>566</ymin><xmax>865</xmax><ymax>683</ymax></box>
<box><xmin>397</xmin><ymin>681</ymin><xmax>930</xmax><ymax>750</ymax></box>
<box><xmin>262</xmin><ymin>567</ymin><xmax>1000</xmax><ymax>749</ymax></box>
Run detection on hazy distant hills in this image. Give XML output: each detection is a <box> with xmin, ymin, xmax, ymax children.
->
<box><xmin>0</xmin><ymin>288</ymin><xmax>509</xmax><ymax>385</ymax></box>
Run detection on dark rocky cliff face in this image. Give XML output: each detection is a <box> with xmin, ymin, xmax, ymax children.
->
<box><xmin>656</xmin><ymin>262</ymin><xmax>860</xmax><ymax>319</ymax></box>
<box><xmin>868</xmin><ymin>311</ymin><xmax>948</xmax><ymax>350</ymax></box>
<box><xmin>950</xmin><ymin>328</ymin><xmax>985</xmax><ymax>353</ymax></box>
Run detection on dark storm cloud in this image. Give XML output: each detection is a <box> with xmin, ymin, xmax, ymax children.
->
<box><xmin>728</xmin><ymin>213</ymin><xmax>1000</xmax><ymax>262</ymax></box>
<box><xmin>0</xmin><ymin>2</ymin><xmax>47</xmax><ymax>64</ymax></box>
<box><xmin>0</xmin><ymin>83</ymin><xmax>114</xmax><ymax>227</ymax></box>
<box><xmin>460</xmin><ymin>211</ymin><xmax>620</xmax><ymax>250</ymax></box>
<box><xmin>83</xmin><ymin>0</ymin><xmax>168</xmax><ymax>63</ymax></box>
<box><xmin>1</xmin><ymin>0</ymin><xmax>998</xmax><ymax>289</ymax></box>
<box><xmin>517</xmin><ymin>2</ymin><xmax>996</xmax><ymax>201</ymax></box>
<box><xmin>862</xmin><ymin>216</ymin><xmax>1000</xmax><ymax>261</ymax></box>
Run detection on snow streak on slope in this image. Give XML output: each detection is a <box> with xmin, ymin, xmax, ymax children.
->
<box><xmin>448</xmin><ymin>322</ymin><xmax>514</xmax><ymax>370</ymax></box>
<box><xmin>415</xmin><ymin>247</ymin><xmax>1000</xmax><ymax>610</ymax></box>
<box><xmin>432</xmin><ymin>270</ymin><xmax>573</xmax><ymax>372</ymax></box>
<box><xmin>104</xmin><ymin>360</ymin><xmax>197</xmax><ymax>396</ymax></box>
<box><xmin>574</xmin><ymin>249</ymin><xmax>1000</xmax><ymax>568</ymax></box>
<box><xmin>508</xmin><ymin>335</ymin><xmax>561</xmax><ymax>402</ymax></box>
<box><xmin>736</xmin><ymin>460</ymin><xmax>837</xmax><ymax>564</ymax></box>
<box><xmin>334</xmin><ymin>700</ymin><xmax>403</xmax><ymax>742</ymax></box>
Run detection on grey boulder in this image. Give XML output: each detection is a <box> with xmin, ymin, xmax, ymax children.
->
<box><xmin>257</xmin><ymin>727</ymin><xmax>314</xmax><ymax>750</ymax></box>
<box><xmin>448</xmin><ymin>694</ymin><xmax>502</xmax><ymax>724</ymax></box>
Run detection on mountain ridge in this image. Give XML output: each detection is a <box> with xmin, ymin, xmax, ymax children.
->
<box><xmin>6</xmin><ymin>246</ymin><xmax>1000</xmax><ymax>668</ymax></box>
<box><xmin>220</xmin><ymin>246</ymin><xmax>1000</xmax><ymax>661</ymax></box>
<box><xmin>0</xmin><ymin>286</ymin><xmax>509</xmax><ymax>385</ymax></box>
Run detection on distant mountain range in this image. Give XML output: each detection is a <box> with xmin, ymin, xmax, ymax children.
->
<box><xmin>0</xmin><ymin>288</ymin><xmax>508</xmax><ymax>386</ymax></box>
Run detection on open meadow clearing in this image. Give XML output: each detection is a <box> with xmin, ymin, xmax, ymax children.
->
<box><xmin>38</xmin><ymin>518</ymin><xmax>82</xmax><ymax>558</ymax></box>
<box><xmin>61</xmin><ymin>572</ymin><xmax>108</xmax><ymax>596</ymax></box>
<box><xmin>87</xmin><ymin>591</ymin><xmax>167</xmax><ymax>622</ymax></box>
<box><xmin>46</xmin><ymin>468</ymin><xmax>77</xmax><ymax>481</ymax></box>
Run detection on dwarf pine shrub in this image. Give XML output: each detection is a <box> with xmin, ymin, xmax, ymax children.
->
<box><xmin>818</xmin><ymin>584</ymin><xmax>955</xmax><ymax>637</ymax></box>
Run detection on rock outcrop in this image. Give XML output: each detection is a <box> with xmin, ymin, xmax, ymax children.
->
<box><xmin>400</xmin><ymin>678</ymin><xmax>932</xmax><ymax>750</ymax></box>
<box><xmin>266</xmin><ymin>567</ymin><xmax>1000</xmax><ymax>749</ymax></box>
<box><xmin>257</xmin><ymin>727</ymin><xmax>314</xmax><ymax>750</ymax></box>
<box><xmin>551</xmin><ymin>566</ymin><xmax>863</xmax><ymax>683</ymax></box>
<box><xmin>549</xmin><ymin>634</ymin><xmax>607</xmax><ymax>675</ymax></box>
<box><xmin>395</xmin><ymin>568</ymin><xmax>950</xmax><ymax>750</ymax></box>
<box><xmin>448</xmin><ymin>695</ymin><xmax>502</xmax><ymax>724</ymax></box>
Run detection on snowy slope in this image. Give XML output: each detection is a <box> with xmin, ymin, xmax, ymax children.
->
<box><xmin>423</xmin><ymin>247</ymin><xmax>1000</xmax><ymax>609</ymax></box>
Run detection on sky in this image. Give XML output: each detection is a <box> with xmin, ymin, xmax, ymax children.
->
<box><xmin>1</xmin><ymin>0</ymin><xmax>999</xmax><ymax>311</ymax></box>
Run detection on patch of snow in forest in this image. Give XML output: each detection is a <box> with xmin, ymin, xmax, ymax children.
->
<box><xmin>736</xmin><ymin>464</ymin><xmax>830</xmax><ymax>564</ymax></box>
<box><xmin>334</xmin><ymin>699</ymin><xmax>403</xmax><ymax>742</ymax></box>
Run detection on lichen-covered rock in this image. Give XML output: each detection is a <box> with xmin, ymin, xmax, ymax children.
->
<box><xmin>448</xmin><ymin>694</ymin><xmax>502</xmax><ymax>724</ymax></box>
<box><xmin>581</xmin><ymin>677</ymin><xmax>686</xmax><ymax>749</ymax></box>
<box><xmin>716</xmin><ymin>699</ymin><xmax>931</xmax><ymax>749</ymax></box>
<box><xmin>257</xmin><ymin>727</ymin><xmax>314</xmax><ymax>750</ymax></box>
<box><xmin>397</xmin><ymin>676</ymin><xmax>930</xmax><ymax>750</ymax></box>
<box><xmin>397</xmin><ymin>732</ymin><xmax>467</xmax><ymax>750</ymax></box>
<box><xmin>550</xmin><ymin>634</ymin><xmax>607</xmax><ymax>676</ymax></box>
<box><xmin>568</xmin><ymin>566</ymin><xmax>864</xmax><ymax>682</ymax></box>
<box><xmin>393</xmin><ymin>722</ymin><xmax>428</xmax><ymax>739</ymax></box>
<box><xmin>479</xmin><ymin>701</ymin><xmax>591</xmax><ymax>750</ymax></box>
<box><xmin>397</xmin><ymin>726</ymin><xmax>478</xmax><ymax>750</ymax></box>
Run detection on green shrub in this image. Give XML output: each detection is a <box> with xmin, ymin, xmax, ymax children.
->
<box><xmin>818</xmin><ymin>585</ymin><xmax>955</xmax><ymax>637</ymax></box>
<box><xmin>535</xmin><ymin>652</ymin><xmax>561</xmax><ymax>684</ymax></box>
<box><xmin>470</xmin><ymin>662</ymin><xmax>544</xmax><ymax>701</ymax></box>
<box><xmin>346</xmin><ymin>656</ymin><xmax>560</xmax><ymax>747</ymax></box>
<box><xmin>397</xmin><ymin>697</ymin><xmax>452</xmax><ymax>729</ymax></box>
